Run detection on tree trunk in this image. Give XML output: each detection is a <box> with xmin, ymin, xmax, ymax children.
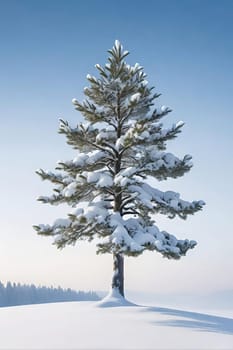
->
<box><xmin>111</xmin><ymin>253</ymin><xmax>124</xmax><ymax>297</ymax></box>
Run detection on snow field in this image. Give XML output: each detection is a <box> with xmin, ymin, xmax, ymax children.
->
<box><xmin>0</xmin><ymin>301</ymin><xmax>232</xmax><ymax>349</ymax></box>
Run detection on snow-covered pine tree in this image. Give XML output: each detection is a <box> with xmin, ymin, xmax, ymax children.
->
<box><xmin>34</xmin><ymin>41</ymin><xmax>205</xmax><ymax>301</ymax></box>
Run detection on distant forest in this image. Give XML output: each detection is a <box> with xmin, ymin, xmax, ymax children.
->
<box><xmin>0</xmin><ymin>281</ymin><xmax>100</xmax><ymax>307</ymax></box>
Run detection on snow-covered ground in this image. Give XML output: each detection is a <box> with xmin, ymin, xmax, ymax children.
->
<box><xmin>0</xmin><ymin>300</ymin><xmax>233</xmax><ymax>349</ymax></box>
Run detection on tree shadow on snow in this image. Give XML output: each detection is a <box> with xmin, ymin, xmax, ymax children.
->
<box><xmin>142</xmin><ymin>306</ymin><xmax>233</xmax><ymax>335</ymax></box>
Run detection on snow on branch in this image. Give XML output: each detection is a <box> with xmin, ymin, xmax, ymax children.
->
<box><xmin>36</xmin><ymin>169</ymin><xmax>73</xmax><ymax>185</ymax></box>
<box><xmin>141</xmin><ymin>151</ymin><xmax>193</xmax><ymax>180</ymax></box>
<box><xmin>37</xmin><ymin>178</ymin><xmax>103</xmax><ymax>207</ymax></box>
<box><xmin>112</xmin><ymin>120</ymin><xmax>184</xmax><ymax>155</ymax></box>
<box><xmin>72</xmin><ymin>98</ymin><xmax>115</xmax><ymax>124</ymax></box>
<box><xmin>58</xmin><ymin>120</ymin><xmax>117</xmax><ymax>157</ymax></box>
<box><xmin>97</xmin><ymin>214</ymin><xmax>197</xmax><ymax>259</ymax></box>
<box><xmin>58</xmin><ymin>119</ymin><xmax>97</xmax><ymax>150</ymax></box>
<box><xmin>56</xmin><ymin>150</ymin><xmax>108</xmax><ymax>174</ymax></box>
<box><xmin>37</xmin><ymin>194</ymin><xmax>66</xmax><ymax>206</ymax></box>
<box><xmin>34</xmin><ymin>200</ymin><xmax>111</xmax><ymax>248</ymax></box>
<box><xmin>113</xmin><ymin>151</ymin><xmax>192</xmax><ymax>185</ymax></box>
<box><xmin>128</xmin><ymin>183</ymin><xmax>205</xmax><ymax>219</ymax></box>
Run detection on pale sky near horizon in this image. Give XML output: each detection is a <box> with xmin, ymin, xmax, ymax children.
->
<box><xmin>0</xmin><ymin>0</ymin><xmax>233</xmax><ymax>296</ymax></box>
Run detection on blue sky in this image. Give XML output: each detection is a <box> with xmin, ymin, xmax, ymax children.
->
<box><xmin>0</xmin><ymin>0</ymin><xmax>233</xmax><ymax>298</ymax></box>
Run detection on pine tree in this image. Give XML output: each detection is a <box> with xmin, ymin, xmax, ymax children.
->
<box><xmin>34</xmin><ymin>41</ymin><xmax>205</xmax><ymax>301</ymax></box>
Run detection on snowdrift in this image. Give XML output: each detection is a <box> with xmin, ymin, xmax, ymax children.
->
<box><xmin>0</xmin><ymin>300</ymin><xmax>232</xmax><ymax>349</ymax></box>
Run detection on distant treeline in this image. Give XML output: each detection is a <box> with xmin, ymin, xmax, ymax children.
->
<box><xmin>0</xmin><ymin>281</ymin><xmax>100</xmax><ymax>307</ymax></box>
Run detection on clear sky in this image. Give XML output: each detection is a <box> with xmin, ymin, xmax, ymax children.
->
<box><xmin>0</xmin><ymin>0</ymin><xmax>233</xmax><ymax>297</ymax></box>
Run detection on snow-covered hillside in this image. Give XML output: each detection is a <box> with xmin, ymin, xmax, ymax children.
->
<box><xmin>0</xmin><ymin>300</ymin><xmax>232</xmax><ymax>349</ymax></box>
